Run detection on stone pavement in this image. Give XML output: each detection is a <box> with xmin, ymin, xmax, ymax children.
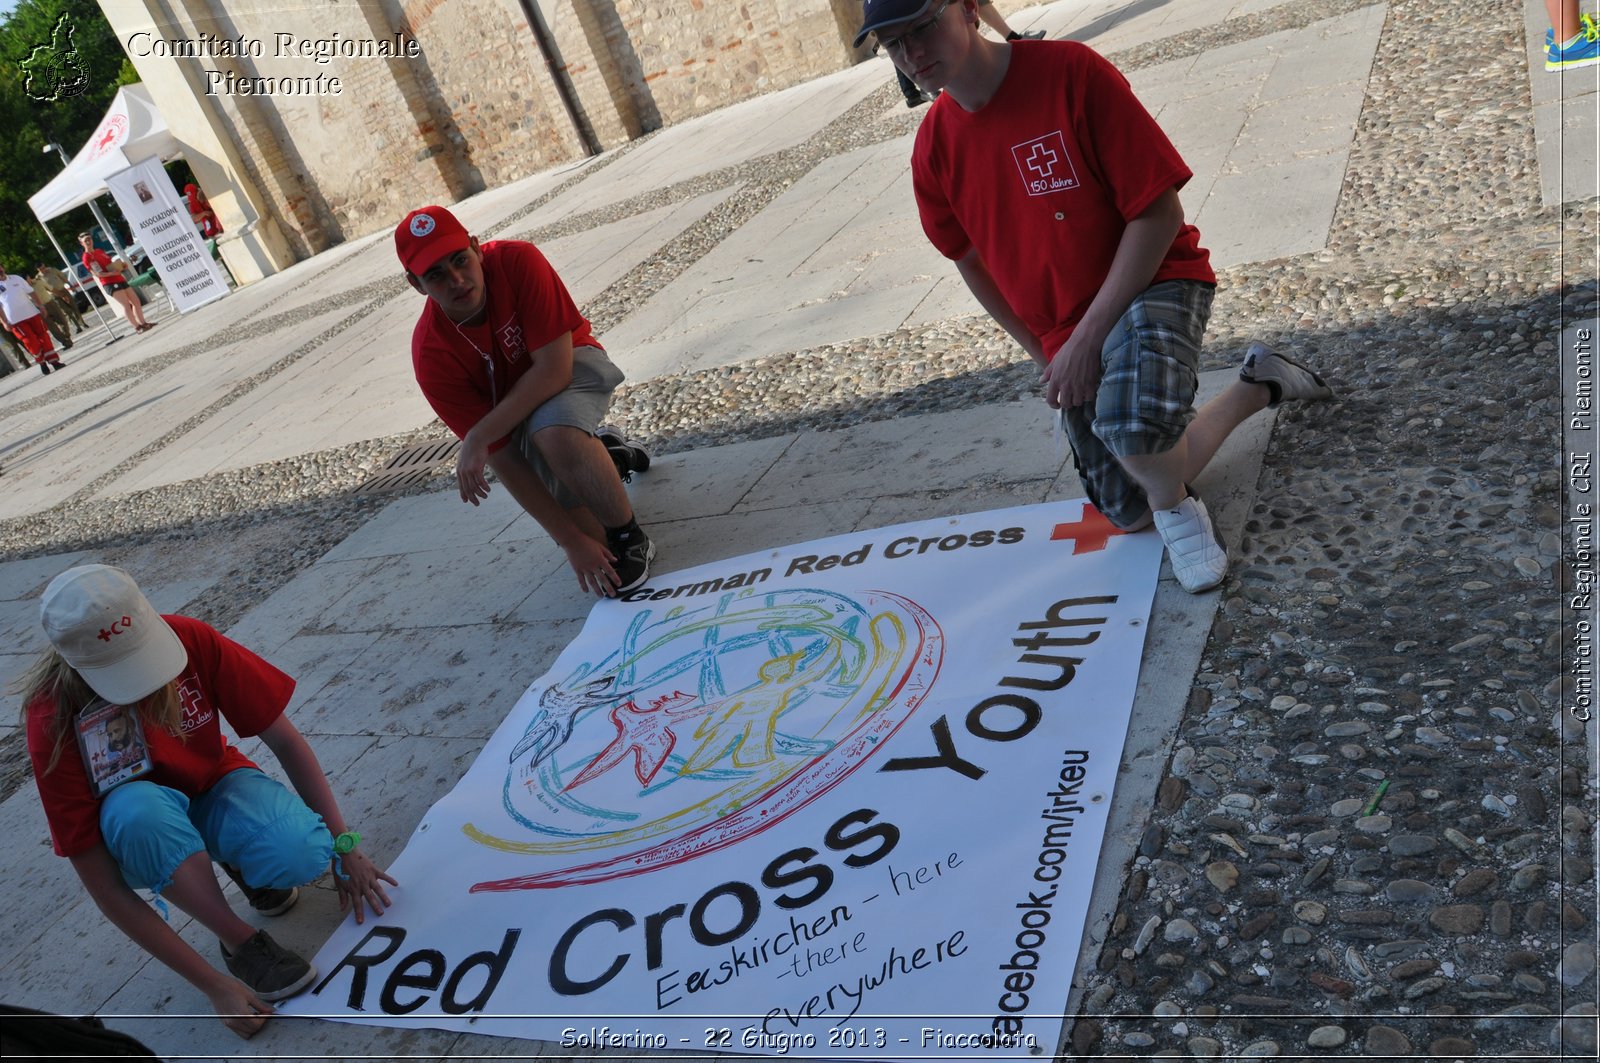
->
<box><xmin>0</xmin><ymin>380</ymin><xmax>1271</xmax><ymax>1060</ymax></box>
<box><xmin>0</xmin><ymin>0</ymin><xmax>1595</xmax><ymax>1059</ymax></box>
<box><xmin>0</xmin><ymin>0</ymin><xmax>1384</xmax><ymax>514</ymax></box>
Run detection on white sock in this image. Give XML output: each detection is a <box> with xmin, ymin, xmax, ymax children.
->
<box><xmin>1557</xmin><ymin>31</ymin><xmax>1584</xmax><ymax>49</ymax></box>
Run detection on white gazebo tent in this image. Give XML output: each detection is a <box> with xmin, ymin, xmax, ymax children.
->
<box><xmin>30</xmin><ymin>83</ymin><xmax>181</xmax><ymax>221</ymax></box>
<box><xmin>27</xmin><ymin>84</ymin><xmax>183</xmax><ymax>337</ymax></box>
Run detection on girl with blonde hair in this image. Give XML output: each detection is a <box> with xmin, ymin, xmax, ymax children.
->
<box><xmin>22</xmin><ymin>564</ymin><xmax>395</xmax><ymax>1038</ymax></box>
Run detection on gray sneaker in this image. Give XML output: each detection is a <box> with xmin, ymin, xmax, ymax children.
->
<box><xmin>596</xmin><ymin>425</ymin><xmax>652</xmax><ymax>482</ymax></box>
<box><xmin>220</xmin><ymin>862</ymin><xmax>298</xmax><ymax>917</ymax></box>
<box><xmin>1240</xmin><ymin>342</ymin><xmax>1333</xmax><ymax>406</ymax></box>
<box><xmin>221</xmin><ymin>930</ymin><xmax>316</xmax><ymax>1002</ymax></box>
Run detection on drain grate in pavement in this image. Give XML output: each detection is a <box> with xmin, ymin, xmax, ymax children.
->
<box><xmin>381</xmin><ymin>438</ymin><xmax>460</xmax><ymax>470</ymax></box>
<box><xmin>348</xmin><ymin>438</ymin><xmax>460</xmax><ymax>496</ymax></box>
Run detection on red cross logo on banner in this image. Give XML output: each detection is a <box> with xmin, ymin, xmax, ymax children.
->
<box><xmin>1050</xmin><ymin>505</ymin><xmax>1127</xmax><ymax>555</ymax></box>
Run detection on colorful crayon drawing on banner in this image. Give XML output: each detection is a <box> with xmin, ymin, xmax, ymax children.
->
<box><xmin>464</xmin><ymin>587</ymin><xmax>943</xmax><ymax>891</ymax></box>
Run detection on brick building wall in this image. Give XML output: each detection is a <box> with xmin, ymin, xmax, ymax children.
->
<box><xmin>101</xmin><ymin>0</ymin><xmax>868</xmax><ymax>271</ymax></box>
<box><xmin>548</xmin><ymin>0</ymin><xmax>865</xmax><ymax>134</ymax></box>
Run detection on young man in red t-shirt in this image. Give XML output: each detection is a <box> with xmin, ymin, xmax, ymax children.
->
<box><xmin>397</xmin><ymin>206</ymin><xmax>656</xmax><ymax>596</ymax></box>
<box><xmin>860</xmin><ymin>0</ymin><xmax>1334</xmax><ymax>592</ymax></box>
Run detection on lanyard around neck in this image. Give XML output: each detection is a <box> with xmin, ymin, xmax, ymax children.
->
<box><xmin>448</xmin><ymin>311</ymin><xmax>498</xmax><ymax>406</ymax></box>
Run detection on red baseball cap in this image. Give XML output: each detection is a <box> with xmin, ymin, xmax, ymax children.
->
<box><xmin>395</xmin><ymin>206</ymin><xmax>471</xmax><ymax>275</ymax></box>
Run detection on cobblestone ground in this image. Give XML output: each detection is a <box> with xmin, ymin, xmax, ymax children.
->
<box><xmin>0</xmin><ymin>0</ymin><xmax>1594</xmax><ymax>1055</ymax></box>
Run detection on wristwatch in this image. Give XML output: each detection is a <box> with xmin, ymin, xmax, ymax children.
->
<box><xmin>332</xmin><ymin>830</ymin><xmax>361</xmax><ymax>879</ymax></box>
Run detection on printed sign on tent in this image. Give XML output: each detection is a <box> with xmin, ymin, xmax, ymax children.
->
<box><xmin>105</xmin><ymin>157</ymin><xmax>229</xmax><ymax>314</ymax></box>
<box><xmin>283</xmin><ymin>500</ymin><xmax>1164</xmax><ymax>1059</ymax></box>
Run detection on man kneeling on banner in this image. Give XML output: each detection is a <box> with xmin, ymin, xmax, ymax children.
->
<box><xmin>861</xmin><ymin>0</ymin><xmax>1336</xmax><ymax>592</ymax></box>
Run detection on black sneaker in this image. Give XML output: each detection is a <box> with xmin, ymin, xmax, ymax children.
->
<box><xmin>608</xmin><ymin>531</ymin><xmax>657</xmax><ymax>593</ymax></box>
<box><xmin>220</xmin><ymin>930</ymin><xmax>316</xmax><ymax>1002</ymax></box>
<box><xmin>38</xmin><ymin>362</ymin><xmax>50</xmax><ymax>375</ymax></box>
<box><xmin>596</xmin><ymin>425</ymin><xmax>652</xmax><ymax>482</ymax></box>
<box><xmin>220</xmin><ymin>862</ymin><xmax>299</xmax><ymax>917</ymax></box>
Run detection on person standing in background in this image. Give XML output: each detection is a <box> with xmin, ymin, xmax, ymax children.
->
<box><xmin>35</xmin><ymin>264</ymin><xmax>87</xmax><ymax>332</ymax></box>
<box><xmin>27</xmin><ymin>269</ymin><xmax>75</xmax><ymax>350</ymax></box>
<box><xmin>0</xmin><ymin>264</ymin><xmax>65</xmax><ymax>375</ymax></box>
<box><xmin>186</xmin><ymin>183</ymin><xmax>224</xmax><ymax>239</ymax></box>
<box><xmin>78</xmin><ymin>232</ymin><xmax>153</xmax><ymax>333</ymax></box>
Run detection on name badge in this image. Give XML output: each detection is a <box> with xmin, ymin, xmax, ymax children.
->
<box><xmin>75</xmin><ymin>699</ymin><xmax>153</xmax><ymax>798</ymax></box>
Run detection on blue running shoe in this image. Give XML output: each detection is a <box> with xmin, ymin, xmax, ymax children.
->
<box><xmin>1547</xmin><ymin>13</ymin><xmax>1599</xmax><ymax>55</ymax></box>
<box><xmin>1548</xmin><ymin>29</ymin><xmax>1600</xmax><ymax>70</ymax></box>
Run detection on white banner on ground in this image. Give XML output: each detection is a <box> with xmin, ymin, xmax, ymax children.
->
<box><xmin>284</xmin><ymin>500</ymin><xmax>1163</xmax><ymax>1059</ymax></box>
<box><xmin>104</xmin><ymin>158</ymin><xmax>229</xmax><ymax>313</ymax></box>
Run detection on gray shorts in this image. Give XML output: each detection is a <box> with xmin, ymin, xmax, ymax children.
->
<box><xmin>512</xmin><ymin>344</ymin><xmax>625</xmax><ymax>509</ymax></box>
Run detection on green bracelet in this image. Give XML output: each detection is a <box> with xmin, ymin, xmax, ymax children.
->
<box><xmin>333</xmin><ymin>830</ymin><xmax>361</xmax><ymax>879</ymax></box>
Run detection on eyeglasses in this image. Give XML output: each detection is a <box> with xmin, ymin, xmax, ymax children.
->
<box><xmin>874</xmin><ymin>0</ymin><xmax>953</xmax><ymax>56</ymax></box>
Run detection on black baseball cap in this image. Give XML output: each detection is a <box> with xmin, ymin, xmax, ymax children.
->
<box><xmin>854</xmin><ymin>0</ymin><xmax>940</xmax><ymax>48</ymax></box>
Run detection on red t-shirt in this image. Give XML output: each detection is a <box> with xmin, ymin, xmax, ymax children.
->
<box><xmin>411</xmin><ymin>240</ymin><xmax>601</xmax><ymax>454</ymax></box>
<box><xmin>81</xmin><ymin>248</ymin><xmax>125</xmax><ymax>285</ymax></box>
<box><xmin>27</xmin><ymin>616</ymin><xmax>296</xmax><ymax>857</ymax></box>
<box><xmin>186</xmin><ymin>189</ymin><xmax>223</xmax><ymax>238</ymax></box>
<box><xmin>912</xmin><ymin>41</ymin><xmax>1215</xmax><ymax>361</ymax></box>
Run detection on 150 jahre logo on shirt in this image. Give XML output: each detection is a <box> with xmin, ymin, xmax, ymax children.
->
<box><xmin>1011</xmin><ymin>132</ymin><xmax>1080</xmax><ymax>197</ymax></box>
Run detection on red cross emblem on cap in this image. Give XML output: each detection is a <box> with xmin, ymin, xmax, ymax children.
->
<box><xmin>96</xmin><ymin>614</ymin><xmax>134</xmax><ymax>641</ymax></box>
<box><xmin>409</xmin><ymin>214</ymin><xmax>435</xmax><ymax>237</ymax></box>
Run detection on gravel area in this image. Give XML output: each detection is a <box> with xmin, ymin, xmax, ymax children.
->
<box><xmin>0</xmin><ymin>0</ymin><xmax>1592</xmax><ymax>1055</ymax></box>
<box><xmin>1069</xmin><ymin>1</ymin><xmax>1596</xmax><ymax>1057</ymax></box>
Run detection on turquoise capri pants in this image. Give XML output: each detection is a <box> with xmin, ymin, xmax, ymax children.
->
<box><xmin>98</xmin><ymin>767</ymin><xmax>331</xmax><ymax>894</ymax></box>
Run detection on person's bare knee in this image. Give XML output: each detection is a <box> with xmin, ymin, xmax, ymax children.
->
<box><xmin>531</xmin><ymin>424</ymin><xmax>599</xmax><ymax>466</ymax></box>
<box><xmin>532</xmin><ymin>425</ymin><xmax>631</xmax><ymax>526</ymax></box>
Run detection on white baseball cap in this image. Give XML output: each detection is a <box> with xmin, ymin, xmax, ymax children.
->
<box><xmin>40</xmin><ymin>565</ymin><xmax>186</xmax><ymax>704</ymax></box>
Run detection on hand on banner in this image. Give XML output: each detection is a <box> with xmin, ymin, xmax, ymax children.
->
<box><xmin>565</xmin><ymin>537</ymin><xmax>620</xmax><ymax>598</ymax></box>
<box><xmin>204</xmin><ymin>973</ymin><xmax>272</xmax><ymax>1038</ymax></box>
<box><xmin>1040</xmin><ymin>328</ymin><xmax>1105</xmax><ymax>410</ymax></box>
<box><xmin>334</xmin><ymin>847</ymin><xmax>398</xmax><ymax>924</ymax></box>
<box><xmin>455</xmin><ymin>435</ymin><xmax>491</xmax><ymax>504</ymax></box>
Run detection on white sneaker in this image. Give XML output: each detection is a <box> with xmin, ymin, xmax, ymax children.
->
<box><xmin>1239</xmin><ymin>342</ymin><xmax>1333</xmax><ymax>406</ymax></box>
<box><xmin>1152</xmin><ymin>495</ymin><xmax>1228</xmax><ymax>593</ymax></box>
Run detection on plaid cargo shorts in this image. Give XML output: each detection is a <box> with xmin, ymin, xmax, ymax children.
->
<box><xmin>1061</xmin><ymin>279</ymin><xmax>1214</xmax><ymax>528</ymax></box>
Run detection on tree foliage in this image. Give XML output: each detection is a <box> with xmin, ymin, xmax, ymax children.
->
<box><xmin>0</xmin><ymin>0</ymin><xmax>138</xmax><ymax>271</ymax></box>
